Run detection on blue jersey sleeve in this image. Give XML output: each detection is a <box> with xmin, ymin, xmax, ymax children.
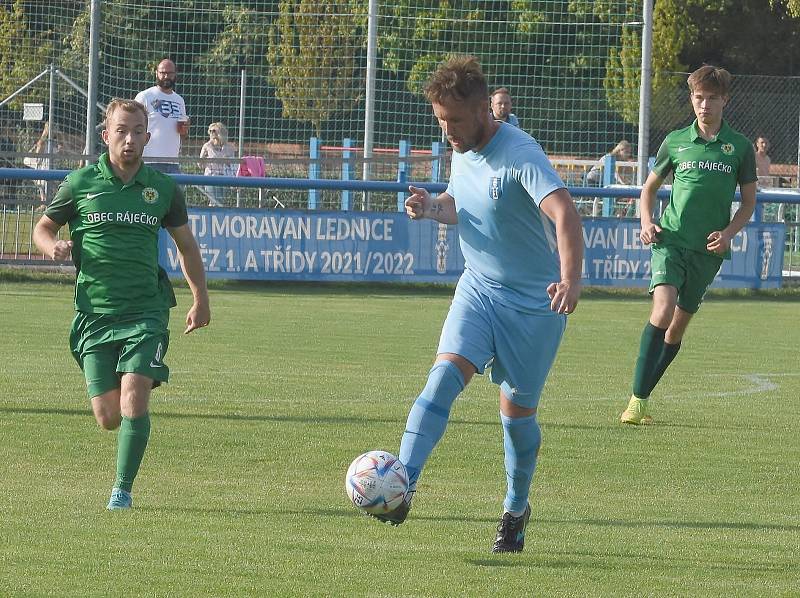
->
<box><xmin>512</xmin><ymin>145</ymin><xmax>565</xmax><ymax>207</ymax></box>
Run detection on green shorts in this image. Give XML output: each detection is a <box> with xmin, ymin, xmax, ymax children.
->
<box><xmin>69</xmin><ymin>310</ymin><xmax>170</xmax><ymax>398</ymax></box>
<box><xmin>649</xmin><ymin>245</ymin><xmax>723</xmax><ymax>314</ymax></box>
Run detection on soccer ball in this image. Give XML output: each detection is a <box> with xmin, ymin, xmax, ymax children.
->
<box><xmin>345</xmin><ymin>450</ymin><xmax>409</xmax><ymax>514</ymax></box>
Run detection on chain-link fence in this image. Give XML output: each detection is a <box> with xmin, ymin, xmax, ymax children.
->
<box><xmin>2</xmin><ymin>1</ymin><xmax>644</xmax><ymax>190</ymax></box>
<box><xmin>650</xmin><ymin>72</ymin><xmax>800</xmax><ymax>188</ymax></box>
<box><xmin>0</xmin><ymin>1</ymin><xmax>798</xmax><ymax>211</ymax></box>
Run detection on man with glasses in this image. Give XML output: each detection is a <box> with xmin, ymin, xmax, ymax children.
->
<box><xmin>135</xmin><ymin>58</ymin><xmax>190</xmax><ymax>174</ymax></box>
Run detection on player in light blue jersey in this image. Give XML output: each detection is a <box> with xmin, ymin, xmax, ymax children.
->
<box><xmin>370</xmin><ymin>56</ymin><xmax>583</xmax><ymax>554</ymax></box>
<box><xmin>490</xmin><ymin>87</ymin><xmax>521</xmax><ymax>128</ymax></box>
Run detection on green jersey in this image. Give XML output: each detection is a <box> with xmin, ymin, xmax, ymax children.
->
<box><xmin>45</xmin><ymin>153</ymin><xmax>188</xmax><ymax>314</ymax></box>
<box><xmin>652</xmin><ymin>119</ymin><xmax>757</xmax><ymax>257</ymax></box>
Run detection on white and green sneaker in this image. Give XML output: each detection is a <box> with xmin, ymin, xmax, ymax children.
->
<box><xmin>620</xmin><ymin>396</ymin><xmax>653</xmax><ymax>425</ymax></box>
<box><xmin>106</xmin><ymin>488</ymin><xmax>132</xmax><ymax>510</ymax></box>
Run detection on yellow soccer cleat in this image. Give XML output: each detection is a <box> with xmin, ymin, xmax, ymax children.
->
<box><xmin>620</xmin><ymin>396</ymin><xmax>653</xmax><ymax>425</ymax></box>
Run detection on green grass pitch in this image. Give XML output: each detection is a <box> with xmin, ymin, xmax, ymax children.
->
<box><xmin>1</xmin><ymin>278</ymin><xmax>798</xmax><ymax>596</ymax></box>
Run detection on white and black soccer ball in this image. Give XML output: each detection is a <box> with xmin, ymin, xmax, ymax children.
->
<box><xmin>345</xmin><ymin>450</ymin><xmax>409</xmax><ymax>514</ymax></box>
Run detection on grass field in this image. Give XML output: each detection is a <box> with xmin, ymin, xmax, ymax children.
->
<box><xmin>1</xmin><ymin>278</ymin><xmax>799</xmax><ymax>596</ymax></box>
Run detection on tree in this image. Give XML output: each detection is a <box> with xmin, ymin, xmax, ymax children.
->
<box><xmin>773</xmin><ymin>0</ymin><xmax>800</xmax><ymax>16</ymax></box>
<box><xmin>0</xmin><ymin>0</ymin><xmax>53</xmax><ymax>109</ymax></box>
<box><xmin>602</xmin><ymin>0</ymin><xmax>800</xmax><ymax>130</ymax></box>
<box><xmin>267</xmin><ymin>0</ymin><xmax>366</xmax><ymax>137</ymax></box>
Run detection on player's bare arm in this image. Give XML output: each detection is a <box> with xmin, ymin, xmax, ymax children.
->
<box><xmin>539</xmin><ymin>188</ymin><xmax>583</xmax><ymax>314</ymax></box>
<box><xmin>639</xmin><ymin>171</ymin><xmax>665</xmax><ymax>245</ymax></box>
<box><xmin>168</xmin><ymin>224</ymin><xmax>211</xmax><ymax>334</ymax></box>
<box><xmin>405</xmin><ymin>186</ymin><xmax>458</xmax><ymax>224</ymax></box>
<box><xmin>33</xmin><ymin>215</ymin><xmax>73</xmax><ymax>261</ymax></box>
<box><xmin>707</xmin><ymin>181</ymin><xmax>757</xmax><ymax>254</ymax></box>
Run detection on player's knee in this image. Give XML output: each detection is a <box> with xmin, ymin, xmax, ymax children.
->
<box><xmin>91</xmin><ymin>396</ymin><xmax>122</xmax><ymax>430</ymax></box>
<box><xmin>500</xmin><ymin>399</ymin><xmax>537</xmax><ymax>419</ymax></box>
<box><xmin>422</xmin><ymin>360</ymin><xmax>466</xmax><ymax>399</ymax></box>
<box><xmin>95</xmin><ymin>412</ymin><xmax>121</xmax><ymax>430</ymax></box>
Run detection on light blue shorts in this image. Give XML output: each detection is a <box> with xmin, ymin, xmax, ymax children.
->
<box><xmin>437</xmin><ymin>279</ymin><xmax>566</xmax><ymax>409</ymax></box>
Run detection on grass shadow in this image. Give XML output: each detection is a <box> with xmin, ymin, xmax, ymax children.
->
<box><xmin>0</xmin><ymin>405</ymin><xmax>500</xmax><ymax>428</ymax></box>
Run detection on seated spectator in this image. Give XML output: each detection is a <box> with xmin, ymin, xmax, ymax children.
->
<box><xmin>23</xmin><ymin>122</ymin><xmax>62</xmax><ymax>207</ymax></box>
<box><xmin>586</xmin><ymin>140</ymin><xmax>632</xmax><ymax>186</ymax></box>
<box><xmin>0</xmin><ymin>120</ymin><xmax>16</xmax><ymax>204</ymax></box>
<box><xmin>199</xmin><ymin>122</ymin><xmax>236</xmax><ymax>207</ymax></box>
<box><xmin>489</xmin><ymin>87</ymin><xmax>520</xmax><ymax>128</ymax></box>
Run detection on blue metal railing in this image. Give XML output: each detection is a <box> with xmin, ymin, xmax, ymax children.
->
<box><xmin>2</xmin><ymin>168</ymin><xmax>799</xmax><ymax>206</ymax></box>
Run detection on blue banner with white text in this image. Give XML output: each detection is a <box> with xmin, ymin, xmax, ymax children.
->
<box><xmin>159</xmin><ymin>209</ymin><xmax>464</xmax><ymax>283</ymax></box>
<box><xmin>159</xmin><ymin>210</ymin><xmax>784</xmax><ymax>288</ymax></box>
<box><xmin>581</xmin><ymin>218</ymin><xmax>784</xmax><ymax>288</ymax></box>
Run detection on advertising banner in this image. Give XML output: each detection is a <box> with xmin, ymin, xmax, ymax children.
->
<box><xmin>581</xmin><ymin>218</ymin><xmax>785</xmax><ymax>289</ymax></box>
<box><xmin>160</xmin><ymin>210</ymin><xmax>784</xmax><ymax>288</ymax></box>
<box><xmin>159</xmin><ymin>209</ymin><xmax>464</xmax><ymax>283</ymax></box>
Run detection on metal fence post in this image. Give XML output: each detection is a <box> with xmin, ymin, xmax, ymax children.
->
<box><xmin>431</xmin><ymin>141</ymin><xmax>444</xmax><ymax>183</ymax></box>
<box><xmin>397</xmin><ymin>139</ymin><xmax>409</xmax><ymax>212</ymax></box>
<box><xmin>602</xmin><ymin>154</ymin><xmax>615</xmax><ymax>216</ymax></box>
<box><xmin>309</xmin><ymin>136</ymin><xmax>320</xmax><ymax>209</ymax></box>
<box><xmin>341</xmin><ymin>138</ymin><xmax>352</xmax><ymax>211</ymax></box>
<box><xmin>84</xmin><ymin>0</ymin><xmax>100</xmax><ymax>157</ymax></box>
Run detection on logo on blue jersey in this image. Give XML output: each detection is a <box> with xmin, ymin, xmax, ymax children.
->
<box><xmin>489</xmin><ymin>177</ymin><xmax>502</xmax><ymax>201</ymax></box>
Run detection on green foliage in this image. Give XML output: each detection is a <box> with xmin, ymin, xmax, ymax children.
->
<box><xmin>267</xmin><ymin>0</ymin><xmax>366</xmax><ymax>137</ymax></box>
<box><xmin>200</xmin><ymin>5</ymin><xmax>271</xmax><ymax>79</ymax></box>
<box><xmin>602</xmin><ymin>0</ymin><xmax>800</xmax><ymax>128</ymax></box>
<box><xmin>4</xmin><ymin>0</ymin><xmax>800</xmax><ymax>151</ymax></box>
<box><xmin>0</xmin><ymin>0</ymin><xmax>53</xmax><ymax>109</ymax></box>
<box><xmin>603</xmin><ymin>9</ymin><xmax>642</xmax><ymax>125</ymax></box>
<box><xmin>381</xmin><ymin>1</ymin><xmax>519</xmax><ymax>95</ymax></box>
<box><xmin>776</xmin><ymin>0</ymin><xmax>800</xmax><ymax>15</ymax></box>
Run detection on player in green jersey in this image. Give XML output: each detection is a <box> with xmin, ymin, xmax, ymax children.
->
<box><xmin>620</xmin><ymin>65</ymin><xmax>757</xmax><ymax>425</ymax></box>
<box><xmin>33</xmin><ymin>98</ymin><xmax>211</xmax><ymax>509</ymax></box>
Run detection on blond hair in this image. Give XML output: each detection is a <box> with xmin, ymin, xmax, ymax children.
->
<box><xmin>208</xmin><ymin>122</ymin><xmax>229</xmax><ymax>142</ymax></box>
<box><xmin>104</xmin><ymin>98</ymin><xmax>148</xmax><ymax>128</ymax></box>
<box><xmin>610</xmin><ymin>140</ymin><xmax>631</xmax><ymax>158</ymax></box>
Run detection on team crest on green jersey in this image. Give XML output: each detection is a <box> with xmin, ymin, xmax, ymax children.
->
<box><xmin>142</xmin><ymin>187</ymin><xmax>159</xmax><ymax>204</ymax></box>
<box><xmin>720</xmin><ymin>143</ymin><xmax>734</xmax><ymax>155</ymax></box>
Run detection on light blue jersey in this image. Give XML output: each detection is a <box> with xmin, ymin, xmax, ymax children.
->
<box><xmin>446</xmin><ymin>122</ymin><xmax>565</xmax><ymax>313</ymax></box>
<box><xmin>505</xmin><ymin>113</ymin><xmax>521</xmax><ymax>128</ymax></box>
<box><xmin>490</xmin><ymin>112</ymin><xmax>521</xmax><ymax>128</ymax></box>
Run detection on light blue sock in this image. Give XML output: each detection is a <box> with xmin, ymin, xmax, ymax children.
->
<box><xmin>399</xmin><ymin>361</ymin><xmax>465</xmax><ymax>489</ymax></box>
<box><xmin>501</xmin><ymin>412</ymin><xmax>541</xmax><ymax>514</ymax></box>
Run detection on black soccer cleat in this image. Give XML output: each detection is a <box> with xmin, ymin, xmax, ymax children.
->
<box><xmin>369</xmin><ymin>491</ymin><xmax>414</xmax><ymax>526</ymax></box>
<box><xmin>491</xmin><ymin>503</ymin><xmax>531</xmax><ymax>553</ymax></box>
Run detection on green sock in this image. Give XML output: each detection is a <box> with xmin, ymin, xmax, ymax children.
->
<box><xmin>632</xmin><ymin>323</ymin><xmax>666</xmax><ymax>399</ymax></box>
<box><xmin>649</xmin><ymin>341</ymin><xmax>681</xmax><ymax>395</ymax></box>
<box><xmin>115</xmin><ymin>413</ymin><xmax>151</xmax><ymax>493</ymax></box>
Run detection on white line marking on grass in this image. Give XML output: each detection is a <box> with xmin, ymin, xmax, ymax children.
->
<box><xmin>706</xmin><ymin>374</ymin><xmax>778</xmax><ymax>397</ymax></box>
<box><xmin>666</xmin><ymin>373</ymin><xmax>799</xmax><ymax>399</ymax></box>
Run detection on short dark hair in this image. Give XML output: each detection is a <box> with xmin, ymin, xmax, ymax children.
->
<box><xmin>424</xmin><ymin>55</ymin><xmax>488</xmax><ymax>104</ymax></box>
<box><xmin>687</xmin><ymin>65</ymin><xmax>731</xmax><ymax>96</ymax></box>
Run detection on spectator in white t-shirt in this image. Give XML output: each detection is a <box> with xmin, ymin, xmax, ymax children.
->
<box><xmin>134</xmin><ymin>58</ymin><xmax>189</xmax><ymax>174</ymax></box>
